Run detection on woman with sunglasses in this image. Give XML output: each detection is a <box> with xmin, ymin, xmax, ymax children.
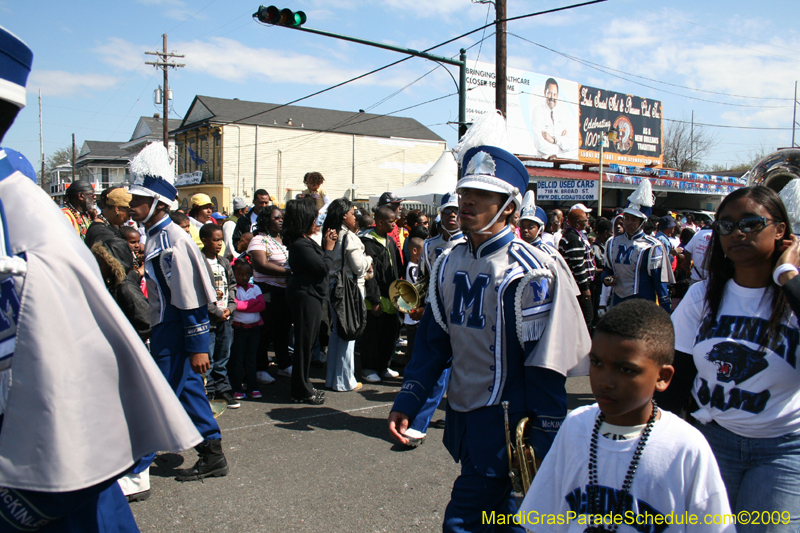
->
<box><xmin>664</xmin><ymin>185</ymin><xmax>800</xmax><ymax>532</ymax></box>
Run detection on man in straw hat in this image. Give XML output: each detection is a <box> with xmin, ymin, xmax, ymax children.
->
<box><xmin>388</xmin><ymin>112</ymin><xmax>590</xmax><ymax>532</ymax></box>
<box><xmin>128</xmin><ymin>142</ymin><xmax>230</xmax><ymax>482</ymax></box>
<box><xmin>0</xmin><ymin>25</ymin><xmax>202</xmax><ymax>529</ymax></box>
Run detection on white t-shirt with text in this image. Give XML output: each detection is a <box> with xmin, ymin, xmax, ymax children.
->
<box><xmin>672</xmin><ymin>280</ymin><xmax>800</xmax><ymax>438</ymax></box>
<box><xmin>519</xmin><ymin>405</ymin><xmax>733</xmax><ymax>533</ymax></box>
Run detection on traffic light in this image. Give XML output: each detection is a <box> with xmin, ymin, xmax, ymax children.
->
<box><xmin>253</xmin><ymin>5</ymin><xmax>307</xmax><ymax>27</ymax></box>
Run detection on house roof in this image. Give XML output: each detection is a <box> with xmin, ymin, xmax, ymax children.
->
<box><xmin>77</xmin><ymin>141</ymin><xmax>129</xmax><ymax>160</ymax></box>
<box><xmin>176</xmin><ymin>95</ymin><xmax>445</xmax><ymax>143</ymax></box>
<box><xmin>130</xmin><ymin>116</ymin><xmax>181</xmax><ymax>142</ymax></box>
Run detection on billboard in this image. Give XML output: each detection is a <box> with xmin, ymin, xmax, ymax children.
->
<box><xmin>464</xmin><ymin>61</ymin><xmax>663</xmax><ymax>168</ymax></box>
<box><xmin>578</xmin><ymin>86</ymin><xmax>663</xmax><ymax>167</ymax></box>
<box><xmin>465</xmin><ymin>61</ymin><xmax>580</xmax><ymax>160</ymax></box>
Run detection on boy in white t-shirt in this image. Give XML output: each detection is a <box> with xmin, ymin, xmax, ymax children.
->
<box><xmin>519</xmin><ymin>300</ymin><xmax>733</xmax><ymax>532</ymax></box>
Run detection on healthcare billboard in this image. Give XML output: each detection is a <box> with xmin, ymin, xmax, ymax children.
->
<box><xmin>464</xmin><ymin>61</ymin><xmax>663</xmax><ymax>168</ymax></box>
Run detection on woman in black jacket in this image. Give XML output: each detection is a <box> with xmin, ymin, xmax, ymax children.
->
<box><xmin>283</xmin><ymin>198</ymin><xmax>337</xmax><ymax>404</ymax></box>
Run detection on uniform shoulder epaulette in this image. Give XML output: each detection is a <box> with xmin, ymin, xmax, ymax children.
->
<box><xmin>508</xmin><ymin>240</ymin><xmax>547</xmax><ymax>273</ymax></box>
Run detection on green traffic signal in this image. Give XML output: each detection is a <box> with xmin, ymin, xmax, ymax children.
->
<box><xmin>254</xmin><ymin>5</ymin><xmax>306</xmax><ymax>27</ymax></box>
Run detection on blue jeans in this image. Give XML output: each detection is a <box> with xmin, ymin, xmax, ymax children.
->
<box><xmin>699</xmin><ymin>421</ymin><xmax>800</xmax><ymax>533</ymax></box>
<box><xmin>205</xmin><ymin>319</ymin><xmax>232</xmax><ymax>396</ymax></box>
<box><xmin>326</xmin><ymin>309</ymin><xmax>358</xmax><ymax>391</ymax></box>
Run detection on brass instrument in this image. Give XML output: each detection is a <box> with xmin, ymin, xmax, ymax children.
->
<box><xmin>746</xmin><ymin>148</ymin><xmax>800</xmax><ymax>192</ymax></box>
<box><xmin>209</xmin><ymin>399</ymin><xmax>227</xmax><ymax>418</ymax></box>
<box><xmin>203</xmin><ymin>375</ymin><xmax>227</xmax><ymax>418</ymax></box>
<box><xmin>502</xmin><ymin>401</ymin><xmax>538</xmax><ymax>495</ymax></box>
<box><xmin>388</xmin><ymin>277</ymin><xmax>429</xmax><ymax>312</ymax></box>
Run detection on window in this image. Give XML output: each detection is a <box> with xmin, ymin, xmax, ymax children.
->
<box><xmin>101</xmin><ymin>168</ymin><xmax>110</xmax><ymax>188</ymax></box>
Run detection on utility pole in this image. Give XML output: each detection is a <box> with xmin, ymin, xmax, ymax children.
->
<box><xmin>793</xmin><ymin>81</ymin><xmax>798</xmax><ymax>147</ymax></box>
<box><xmin>39</xmin><ymin>90</ymin><xmax>45</xmax><ymax>192</ymax></box>
<box><xmin>495</xmin><ymin>0</ymin><xmax>507</xmax><ymax>116</ymax></box>
<box><xmin>690</xmin><ymin>110</ymin><xmax>694</xmax><ymax>171</ymax></box>
<box><xmin>146</xmin><ymin>34</ymin><xmax>185</xmax><ymax>150</ymax></box>
<box><xmin>71</xmin><ymin>133</ymin><xmax>76</xmax><ymax>182</ymax></box>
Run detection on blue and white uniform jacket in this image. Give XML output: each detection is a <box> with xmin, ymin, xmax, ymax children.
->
<box><xmin>144</xmin><ymin>216</ymin><xmax>216</xmax><ymax>355</ymax></box>
<box><xmin>603</xmin><ymin>230</ymin><xmax>673</xmax><ymax>312</ymax></box>
<box><xmin>419</xmin><ymin>230</ymin><xmax>465</xmax><ymax>278</ymax></box>
<box><xmin>393</xmin><ymin>226</ymin><xmax>590</xmax><ymax>477</ymax></box>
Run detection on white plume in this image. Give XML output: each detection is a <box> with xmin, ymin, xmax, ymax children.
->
<box><xmin>780</xmin><ymin>179</ymin><xmax>800</xmax><ymax>235</ymax></box>
<box><xmin>627</xmin><ymin>178</ymin><xmax>655</xmax><ymax>208</ymax></box>
<box><xmin>456</xmin><ymin>110</ymin><xmax>510</xmax><ymax>165</ymax></box>
<box><xmin>129</xmin><ymin>142</ymin><xmax>175</xmax><ymax>184</ymax></box>
<box><xmin>520</xmin><ymin>190</ymin><xmax>537</xmax><ymax>219</ymax></box>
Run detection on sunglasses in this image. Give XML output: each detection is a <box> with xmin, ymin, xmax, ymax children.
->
<box><xmin>715</xmin><ymin>216</ymin><xmax>776</xmax><ymax>236</ymax></box>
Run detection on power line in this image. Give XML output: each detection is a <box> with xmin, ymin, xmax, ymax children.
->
<box><xmin>663</xmin><ymin>117</ymin><xmax>791</xmax><ymax>131</ymax></box>
<box><xmin>236</xmin><ymin>0</ymin><xmax>607</xmax><ymax>125</ymax></box>
<box><xmin>508</xmin><ymin>32</ymin><xmax>792</xmax><ymax>108</ymax></box>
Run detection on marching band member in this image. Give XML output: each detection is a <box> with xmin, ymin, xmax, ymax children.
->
<box><xmin>403</xmin><ymin>192</ymin><xmax>466</xmax><ymax>448</ymax></box>
<box><xmin>0</xmin><ymin>26</ymin><xmax>201</xmax><ymax>530</ymax></box>
<box><xmin>388</xmin><ymin>112</ymin><xmax>590</xmax><ymax>532</ymax></box>
<box><xmin>602</xmin><ymin>179</ymin><xmax>673</xmax><ymax>312</ymax></box>
<box><xmin>128</xmin><ymin>142</ymin><xmax>230</xmax><ymax>482</ymax></box>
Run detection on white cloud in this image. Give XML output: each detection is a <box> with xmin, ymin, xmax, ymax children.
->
<box><xmin>28</xmin><ymin>70</ymin><xmax>122</xmax><ymax>98</ymax></box>
<box><xmin>588</xmin><ymin>11</ymin><xmax>800</xmax><ymax>127</ymax></box>
<box><xmin>136</xmin><ymin>0</ymin><xmax>201</xmax><ymax>21</ymax></box>
<box><xmin>95</xmin><ymin>37</ymin><xmax>147</xmax><ymax>71</ymax></box>
<box><xmin>178</xmin><ymin>36</ymin><xmax>406</xmax><ymax>87</ymax></box>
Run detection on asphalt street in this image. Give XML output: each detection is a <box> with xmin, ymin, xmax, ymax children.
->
<box><xmin>131</xmin><ymin>362</ymin><xmax>594</xmax><ymax>533</ymax></box>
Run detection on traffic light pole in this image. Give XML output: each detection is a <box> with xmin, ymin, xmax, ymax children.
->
<box><xmin>278</xmin><ymin>25</ymin><xmax>468</xmax><ymax>138</ymax></box>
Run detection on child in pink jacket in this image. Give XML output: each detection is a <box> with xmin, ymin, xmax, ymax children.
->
<box><xmin>230</xmin><ymin>260</ymin><xmax>267</xmax><ymax>400</ymax></box>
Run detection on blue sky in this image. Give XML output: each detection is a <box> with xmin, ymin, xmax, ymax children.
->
<box><xmin>3</xmin><ymin>0</ymin><xmax>798</xmax><ymax>171</ymax></box>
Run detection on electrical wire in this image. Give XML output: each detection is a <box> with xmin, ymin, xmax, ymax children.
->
<box><xmin>237</xmin><ymin>0</ymin><xmax>607</xmax><ymax>125</ymax></box>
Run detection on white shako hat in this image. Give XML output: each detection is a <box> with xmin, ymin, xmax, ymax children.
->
<box><xmin>439</xmin><ymin>191</ymin><xmax>459</xmax><ymax>211</ymax></box>
<box><xmin>455</xmin><ymin>110</ymin><xmax>528</xmax><ymax>210</ymax></box>
<box><xmin>519</xmin><ymin>190</ymin><xmax>546</xmax><ymax>227</ymax></box>
<box><xmin>0</xmin><ymin>26</ymin><xmax>32</xmax><ymax>109</ymax></box>
<box><xmin>128</xmin><ymin>142</ymin><xmax>178</xmax><ymax>205</ymax></box>
<box><xmin>623</xmin><ymin>178</ymin><xmax>655</xmax><ymax>219</ymax></box>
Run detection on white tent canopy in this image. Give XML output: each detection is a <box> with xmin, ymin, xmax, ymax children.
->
<box><xmin>369</xmin><ymin>150</ymin><xmax>458</xmax><ymax>208</ymax></box>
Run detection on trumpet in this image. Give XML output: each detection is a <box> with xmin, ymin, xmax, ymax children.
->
<box><xmin>502</xmin><ymin>401</ymin><xmax>538</xmax><ymax>495</ymax></box>
<box><xmin>388</xmin><ymin>276</ymin><xmax>429</xmax><ymax>312</ymax></box>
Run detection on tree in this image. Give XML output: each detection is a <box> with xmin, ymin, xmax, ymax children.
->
<box><xmin>662</xmin><ymin>115</ymin><xmax>720</xmax><ymax>172</ymax></box>
<box><xmin>38</xmin><ymin>145</ymin><xmax>74</xmax><ymax>189</ymax></box>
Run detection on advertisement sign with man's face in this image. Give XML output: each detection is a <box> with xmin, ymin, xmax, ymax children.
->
<box><xmin>464</xmin><ymin>62</ymin><xmax>663</xmax><ymax>168</ymax></box>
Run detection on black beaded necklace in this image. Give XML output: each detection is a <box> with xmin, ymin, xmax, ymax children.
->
<box><xmin>584</xmin><ymin>400</ymin><xmax>658</xmax><ymax>533</ymax></box>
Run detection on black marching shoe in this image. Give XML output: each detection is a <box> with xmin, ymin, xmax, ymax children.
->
<box><xmin>175</xmin><ymin>439</ymin><xmax>230</xmax><ymax>481</ymax></box>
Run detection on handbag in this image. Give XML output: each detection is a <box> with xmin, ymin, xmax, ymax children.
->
<box><xmin>331</xmin><ymin>233</ymin><xmax>368</xmax><ymax>341</ymax></box>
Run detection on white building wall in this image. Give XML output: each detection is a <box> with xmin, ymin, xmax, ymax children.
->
<box><xmin>221</xmin><ymin>124</ymin><xmax>445</xmax><ymax>206</ymax></box>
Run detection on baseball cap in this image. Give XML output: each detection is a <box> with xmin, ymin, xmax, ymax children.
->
<box><xmin>105</xmin><ymin>188</ymin><xmax>132</xmax><ymax>208</ymax></box>
<box><xmin>232</xmin><ymin>197</ymin><xmax>247</xmax><ymax>210</ymax></box>
<box><xmin>569</xmin><ymin>203</ymin><xmax>592</xmax><ymax>213</ymax></box>
<box><xmin>377</xmin><ymin>192</ymin><xmax>404</xmax><ymax>206</ymax></box>
<box><xmin>191</xmin><ymin>193</ymin><xmax>214</xmax><ymax>207</ymax></box>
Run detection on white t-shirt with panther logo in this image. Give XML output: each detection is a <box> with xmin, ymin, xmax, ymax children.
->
<box><xmin>672</xmin><ymin>279</ymin><xmax>800</xmax><ymax>438</ymax></box>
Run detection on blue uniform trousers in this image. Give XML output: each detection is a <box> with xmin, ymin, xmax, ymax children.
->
<box><xmin>135</xmin><ymin>323</ymin><xmax>222</xmax><ymax>473</ymax></box>
<box><xmin>442</xmin><ymin>451</ymin><xmax>523</xmax><ymax>533</ymax></box>
<box><xmin>409</xmin><ymin>367</ymin><xmax>450</xmax><ymax>435</ymax></box>
<box><xmin>0</xmin><ymin>479</ymin><xmax>138</xmax><ymax>532</ymax></box>
<box><xmin>152</xmin><ymin>349</ymin><xmax>221</xmax><ymax>442</ymax></box>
